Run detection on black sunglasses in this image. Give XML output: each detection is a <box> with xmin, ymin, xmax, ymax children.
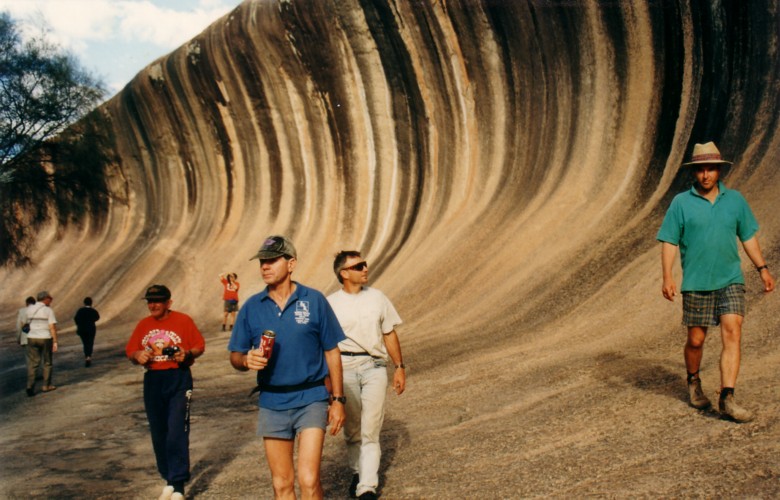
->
<box><xmin>342</xmin><ymin>261</ymin><xmax>368</xmax><ymax>272</ymax></box>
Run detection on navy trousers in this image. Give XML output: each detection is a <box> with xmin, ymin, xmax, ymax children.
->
<box><xmin>143</xmin><ymin>368</ymin><xmax>193</xmax><ymax>483</ymax></box>
<box><xmin>78</xmin><ymin>332</ymin><xmax>96</xmax><ymax>357</ymax></box>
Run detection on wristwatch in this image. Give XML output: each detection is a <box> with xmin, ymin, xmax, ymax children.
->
<box><xmin>332</xmin><ymin>395</ymin><xmax>347</xmax><ymax>404</ymax></box>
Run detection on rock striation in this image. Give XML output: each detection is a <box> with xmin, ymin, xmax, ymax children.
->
<box><xmin>2</xmin><ymin>0</ymin><xmax>780</xmax><ymax>497</ymax></box>
<box><xmin>4</xmin><ymin>0</ymin><xmax>778</xmax><ymax>327</ymax></box>
<box><xmin>4</xmin><ymin>0</ymin><xmax>780</xmax><ymax>357</ymax></box>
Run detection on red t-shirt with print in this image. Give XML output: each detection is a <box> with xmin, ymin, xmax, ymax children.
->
<box><xmin>125</xmin><ymin>310</ymin><xmax>205</xmax><ymax>370</ymax></box>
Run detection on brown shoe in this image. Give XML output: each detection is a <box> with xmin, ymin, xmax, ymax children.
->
<box><xmin>719</xmin><ymin>393</ymin><xmax>754</xmax><ymax>423</ymax></box>
<box><xmin>687</xmin><ymin>378</ymin><xmax>711</xmax><ymax>409</ymax></box>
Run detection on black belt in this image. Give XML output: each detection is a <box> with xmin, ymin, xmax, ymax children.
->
<box><xmin>341</xmin><ymin>351</ymin><xmax>383</xmax><ymax>360</ymax></box>
<box><xmin>248</xmin><ymin>378</ymin><xmax>325</xmax><ymax>397</ymax></box>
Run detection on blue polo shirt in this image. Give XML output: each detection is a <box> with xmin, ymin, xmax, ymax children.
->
<box><xmin>656</xmin><ymin>182</ymin><xmax>759</xmax><ymax>292</ymax></box>
<box><xmin>228</xmin><ymin>282</ymin><xmax>345</xmax><ymax>410</ymax></box>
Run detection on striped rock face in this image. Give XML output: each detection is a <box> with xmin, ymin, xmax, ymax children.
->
<box><xmin>2</xmin><ymin>1</ymin><xmax>780</xmax><ymax>497</ymax></box>
<box><xmin>3</xmin><ymin>0</ymin><xmax>779</xmax><ymax>370</ymax></box>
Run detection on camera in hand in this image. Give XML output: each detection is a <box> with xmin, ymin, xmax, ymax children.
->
<box><xmin>162</xmin><ymin>346</ymin><xmax>180</xmax><ymax>357</ymax></box>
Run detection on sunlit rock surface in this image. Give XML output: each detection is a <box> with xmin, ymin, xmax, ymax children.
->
<box><xmin>2</xmin><ymin>0</ymin><xmax>780</xmax><ymax>496</ymax></box>
<box><xmin>5</xmin><ymin>0</ymin><xmax>780</xmax><ymax>361</ymax></box>
<box><xmin>6</xmin><ymin>0</ymin><xmax>778</xmax><ymax>325</ymax></box>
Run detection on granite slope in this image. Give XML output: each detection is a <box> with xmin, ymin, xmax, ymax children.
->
<box><xmin>1</xmin><ymin>1</ymin><xmax>779</xmax><ymax>498</ymax></box>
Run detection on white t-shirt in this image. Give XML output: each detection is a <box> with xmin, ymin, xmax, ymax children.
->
<box><xmin>327</xmin><ymin>287</ymin><xmax>402</xmax><ymax>359</ymax></box>
<box><xmin>26</xmin><ymin>304</ymin><xmax>57</xmax><ymax>340</ymax></box>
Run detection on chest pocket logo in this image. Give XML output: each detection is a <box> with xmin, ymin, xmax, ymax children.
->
<box><xmin>294</xmin><ymin>301</ymin><xmax>311</xmax><ymax>325</ymax></box>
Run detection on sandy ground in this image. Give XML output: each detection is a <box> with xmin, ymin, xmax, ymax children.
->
<box><xmin>2</xmin><ymin>296</ymin><xmax>779</xmax><ymax>500</ymax></box>
<box><xmin>2</xmin><ymin>1</ymin><xmax>780</xmax><ymax>498</ymax></box>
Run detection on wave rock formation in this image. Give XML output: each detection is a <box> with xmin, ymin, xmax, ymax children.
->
<box><xmin>2</xmin><ymin>0</ymin><xmax>780</xmax><ymax>495</ymax></box>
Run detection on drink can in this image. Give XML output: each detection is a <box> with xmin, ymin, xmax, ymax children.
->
<box><xmin>260</xmin><ymin>330</ymin><xmax>276</xmax><ymax>358</ymax></box>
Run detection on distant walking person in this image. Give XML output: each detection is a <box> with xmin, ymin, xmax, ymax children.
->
<box><xmin>125</xmin><ymin>285</ymin><xmax>205</xmax><ymax>500</ymax></box>
<box><xmin>228</xmin><ymin>235</ymin><xmax>346</xmax><ymax>500</ymax></box>
<box><xmin>74</xmin><ymin>297</ymin><xmax>101</xmax><ymax>367</ymax></box>
<box><xmin>220</xmin><ymin>272</ymin><xmax>240</xmax><ymax>331</ymax></box>
<box><xmin>25</xmin><ymin>291</ymin><xmax>59</xmax><ymax>396</ymax></box>
<box><xmin>16</xmin><ymin>296</ymin><xmax>35</xmax><ymax>346</ymax></box>
<box><xmin>657</xmin><ymin>141</ymin><xmax>775</xmax><ymax>422</ymax></box>
<box><xmin>328</xmin><ymin>251</ymin><xmax>406</xmax><ymax>499</ymax></box>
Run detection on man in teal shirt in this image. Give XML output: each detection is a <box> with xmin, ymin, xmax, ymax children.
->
<box><xmin>657</xmin><ymin>142</ymin><xmax>775</xmax><ymax>422</ymax></box>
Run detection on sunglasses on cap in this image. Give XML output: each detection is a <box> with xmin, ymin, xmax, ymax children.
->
<box><xmin>342</xmin><ymin>261</ymin><xmax>368</xmax><ymax>272</ymax></box>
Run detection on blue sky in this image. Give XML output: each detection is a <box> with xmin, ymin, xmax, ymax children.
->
<box><xmin>0</xmin><ymin>0</ymin><xmax>240</xmax><ymax>97</ymax></box>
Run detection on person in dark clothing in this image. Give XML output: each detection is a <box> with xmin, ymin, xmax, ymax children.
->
<box><xmin>126</xmin><ymin>284</ymin><xmax>205</xmax><ymax>500</ymax></box>
<box><xmin>74</xmin><ymin>297</ymin><xmax>101</xmax><ymax>367</ymax></box>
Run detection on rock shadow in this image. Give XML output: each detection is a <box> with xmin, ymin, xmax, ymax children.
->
<box><xmin>0</xmin><ymin>338</ymin><xmax>129</xmax><ymax>414</ymax></box>
<box><xmin>321</xmin><ymin>416</ymin><xmax>410</xmax><ymax>498</ymax></box>
<box><xmin>184</xmin><ymin>385</ymin><xmax>258</xmax><ymax>497</ymax></box>
<box><xmin>593</xmin><ymin>351</ymin><xmax>721</xmax><ymax>419</ymax></box>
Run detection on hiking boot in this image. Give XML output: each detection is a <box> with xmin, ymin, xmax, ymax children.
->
<box><xmin>349</xmin><ymin>474</ymin><xmax>359</xmax><ymax>498</ymax></box>
<box><xmin>687</xmin><ymin>378</ymin><xmax>711</xmax><ymax>409</ymax></box>
<box><xmin>719</xmin><ymin>393</ymin><xmax>754</xmax><ymax>423</ymax></box>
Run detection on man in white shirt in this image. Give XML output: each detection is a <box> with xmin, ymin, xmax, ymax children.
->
<box><xmin>25</xmin><ymin>291</ymin><xmax>59</xmax><ymax>396</ymax></box>
<box><xmin>327</xmin><ymin>251</ymin><xmax>406</xmax><ymax>500</ymax></box>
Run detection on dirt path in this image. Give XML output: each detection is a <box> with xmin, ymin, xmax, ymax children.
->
<box><xmin>2</xmin><ymin>304</ymin><xmax>779</xmax><ymax>499</ymax></box>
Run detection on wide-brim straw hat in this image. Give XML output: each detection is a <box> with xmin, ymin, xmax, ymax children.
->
<box><xmin>682</xmin><ymin>141</ymin><xmax>733</xmax><ymax>166</ymax></box>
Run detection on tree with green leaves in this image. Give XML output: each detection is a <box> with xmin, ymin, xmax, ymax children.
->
<box><xmin>0</xmin><ymin>11</ymin><xmax>113</xmax><ymax>266</ymax></box>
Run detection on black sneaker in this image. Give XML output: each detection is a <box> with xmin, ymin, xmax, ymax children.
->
<box><xmin>358</xmin><ymin>492</ymin><xmax>378</xmax><ymax>500</ymax></box>
<box><xmin>26</xmin><ymin>388</ymin><xmax>34</xmax><ymax>397</ymax></box>
<box><xmin>349</xmin><ymin>474</ymin><xmax>359</xmax><ymax>498</ymax></box>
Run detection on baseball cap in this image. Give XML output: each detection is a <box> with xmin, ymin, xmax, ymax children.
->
<box><xmin>250</xmin><ymin>235</ymin><xmax>297</xmax><ymax>261</ymax></box>
<box><xmin>143</xmin><ymin>284</ymin><xmax>171</xmax><ymax>302</ymax></box>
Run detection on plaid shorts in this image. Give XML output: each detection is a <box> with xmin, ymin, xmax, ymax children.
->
<box><xmin>682</xmin><ymin>283</ymin><xmax>746</xmax><ymax>327</ymax></box>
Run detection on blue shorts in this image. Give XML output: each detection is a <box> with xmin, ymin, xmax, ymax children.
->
<box><xmin>257</xmin><ymin>401</ymin><xmax>329</xmax><ymax>439</ymax></box>
<box><xmin>682</xmin><ymin>284</ymin><xmax>745</xmax><ymax>327</ymax></box>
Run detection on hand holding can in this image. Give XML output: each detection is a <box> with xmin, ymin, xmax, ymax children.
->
<box><xmin>260</xmin><ymin>330</ymin><xmax>276</xmax><ymax>358</ymax></box>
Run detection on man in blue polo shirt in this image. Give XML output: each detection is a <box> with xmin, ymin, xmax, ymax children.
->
<box><xmin>657</xmin><ymin>142</ymin><xmax>775</xmax><ymax>422</ymax></box>
<box><xmin>228</xmin><ymin>235</ymin><xmax>346</xmax><ymax>498</ymax></box>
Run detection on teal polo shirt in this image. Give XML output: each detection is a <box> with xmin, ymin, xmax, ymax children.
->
<box><xmin>656</xmin><ymin>181</ymin><xmax>759</xmax><ymax>292</ymax></box>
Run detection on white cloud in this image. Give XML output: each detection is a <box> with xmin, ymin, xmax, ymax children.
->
<box><xmin>0</xmin><ymin>0</ymin><xmax>235</xmax><ymax>49</ymax></box>
<box><xmin>0</xmin><ymin>1</ymin><xmax>116</xmax><ymax>55</ymax></box>
<box><xmin>0</xmin><ymin>0</ymin><xmax>237</xmax><ymax>95</ymax></box>
<box><xmin>115</xmin><ymin>0</ymin><xmax>234</xmax><ymax>48</ymax></box>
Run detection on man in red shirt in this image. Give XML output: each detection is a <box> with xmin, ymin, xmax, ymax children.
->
<box><xmin>126</xmin><ymin>285</ymin><xmax>205</xmax><ymax>500</ymax></box>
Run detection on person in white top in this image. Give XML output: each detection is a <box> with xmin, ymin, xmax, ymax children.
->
<box><xmin>25</xmin><ymin>290</ymin><xmax>59</xmax><ymax>396</ymax></box>
<box><xmin>327</xmin><ymin>251</ymin><xmax>406</xmax><ymax>500</ymax></box>
<box><xmin>16</xmin><ymin>296</ymin><xmax>35</xmax><ymax>346</ymax></box>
